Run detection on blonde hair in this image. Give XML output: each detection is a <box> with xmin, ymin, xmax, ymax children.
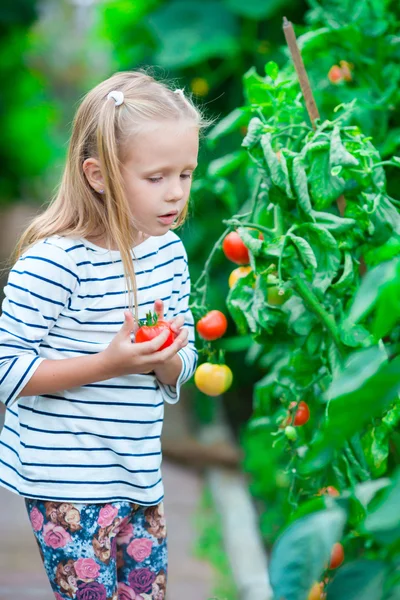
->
<box><xmin>11</xmin><ymin>70</ymin><xmax>211</xmax><ymax>321</ymax></box>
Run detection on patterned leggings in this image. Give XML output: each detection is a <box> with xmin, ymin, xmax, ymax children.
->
<box><xmin>25</xmin><ymin>498</ymin><xmax>167</xmax><ymax>600</ymax></box>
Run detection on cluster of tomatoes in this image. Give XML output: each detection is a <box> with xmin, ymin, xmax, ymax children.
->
<box><xmin>194</xmin><ymin>230</ymin><xmax>252</xmax><ymax>397</ymax></box>
<box><xmin>281</xmin><ymin>400</ymin><xmax>311</xmax><ymax>442</ymax></box>
<box><xmin>328</xmin><ymin>60</ymin><xmax>353</xmax><ymax>84</ymax></box>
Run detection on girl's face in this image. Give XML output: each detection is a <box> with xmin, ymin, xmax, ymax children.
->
<box><xmin>121</xmin><ymin>121</ymin><xmax>199</xmax><ymax>237</ymax></box>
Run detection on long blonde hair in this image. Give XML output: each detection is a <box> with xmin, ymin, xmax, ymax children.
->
<box><xmin>11</xmin><ymin>70</ymin><xmax>211</xmax><ymax>321</ymax></box>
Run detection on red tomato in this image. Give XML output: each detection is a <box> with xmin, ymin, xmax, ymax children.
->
<box><xmin>292</xmin><ymin>401</ymin><xmax>310</xmax><ymax>426</ymax></box>
<box><xmin>135</xmin><ymin>312</ymin><xmax>175</xmax><ymax>351</ymax></box>
<box><xmin>329</xmin><ymin>543</ymin><xmax>344</xmax><ymax>570</ymax></box>
<box><xmin>318</xmin><ymin>486</ymin><xmax>340</xmax><ymax>497</ymax></box>
<box><xmin>328</xmin><ymin>65</ymin><xmax>344</xmax><ymax>84</ymax></box>
<box><xmin>222</xmin><ymin>232</ymin><xmax>250</xmax><ymax>265</ymax></box>
<box><xmin>196</xmin><ymin>310</ymin><xmax>228</xmax><ymax>341</ymax></box>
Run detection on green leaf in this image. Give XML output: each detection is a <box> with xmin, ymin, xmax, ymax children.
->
<box><xmin>237</xmin><ymin>227</ymin><xmax>263</xmax><ymax>256</ymax></box>
<box><xmin>207</xmin><ymin>108</ymin><xmax>248</xmax><ymax>146</ymax></box>
<box><xmin>227</xmin><ymin>276</ymin><xmax>257</xmax><ymax>334</ymax></box>
<box><xmin>269</xmin><ymin>508</ymin><xmax>347</xmax><ymax>600</ymax></box>
<box><xmin>330</xmin><ymin>126</ymin><xmax>360</xmax><ymax>168</ymax></box>
<box><xmin>354</xmin><ymin>479</ymin><xmax>391</xmax><ymax>508</ymax></box>
<box><xmin>302</xmin><ymin>348</ymin><xmax>400</xmax><ymax>472</ymax></box>
<box><xmin>347</xmin><ymin>259</ymin><xmax>399</xmax><ymax>324</ymax></box>
<box><xmin>265</xmin><ymin>61</ymin><xmax>279</xmax><ymax>81</ymax></box>
<box><xmin>362</xmin><ymin>424</ymin><xmax>390</xmax><ymax>477</ymax></box>
<box><xmin>288</xmin><ymin>233</ymin><xmax>318</xmax><ymax>270</ymax></box>
<box><xmin>261</xmin><ymin>133</ymin><xmax>293</xmax><ymax>196</ymax></box>
<box><xmin>292</xmin><ymin>156</ymin><xmax>314</xmax><ymax>218</ymax></box>
<box><xmin>332</xmin><ymin>252</ymin><xmax>354</xmax><ymax>293</ymax></box>
<box><xmin>243</xmin><ymin>67</ymin><xmax>273</xmax><ymax>105</ymax></box>
<box><xmin>339</xmin><ymin>322</ymin><xmax>372</xmax><ymax>348</ymax></box>
<box><xmin>372</xmin><ymin>259</ymin><xmax>400</xmax><ymax>340</ymax></box>
<box><xmin>149</xmin><ymin>1</ymin><xmax>239</xmax><ymax>68</ymax></box>
<box><xmin>326</xmin><ymin>561</ymin><xmax>387</xmax><ymax>600</ymax></box>
<box><xmin>224</xmin><ymin>0</ymin><xmax>289</xmax><ymax>19</ymax></box>
<box><xmin>207</xmin><ymin>150</ymin><xmax>247</xmax><ymax>178</ymax></box>
<box><xmin>210</xmin><ymin>179</ymin><xmax>238</xmax><ymax>212</ymax></box>
<box><xmin>242</xmin><ymin>117</ymin><xmax>264</xmax><ymax>149</ymax></box>
<box><xmin>308</xmin><ymin>151</ymin><xmax>346</xmax><ymax>210</ymax></box>
<box><xmin>363</xmin><ymin>469</ymin><xmax>400</xmax><ymax>544</ymax></box>
<box><xmin>312</xmin><ymin>211</ymin><xmax>357</xmax><ymax>234</ymax></box>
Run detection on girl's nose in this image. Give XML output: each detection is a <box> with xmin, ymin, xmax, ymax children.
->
<box><xmin>166</xmin><ymin>184</ymin><xmax>184</xmax><ymax>202</ymax></box>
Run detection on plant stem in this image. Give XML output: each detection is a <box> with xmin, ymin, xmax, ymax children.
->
<box><xmin>250</xmin><ymin>174</ymin><xmax>263</xmax><ymax>221</ymax></box>
<box><xmin>193</xmin><ymin>227</ymin><xmax>231</xmax><ymax>306</ymax></box>
<box><xmin>292</xmin><ymin>276</ymin><xmax>344</xmax><ymax>354</ymax></box>
<box><xmin>222</xmin><ymin>220</ymin><xmax>274</xmax><ymax>237</ymax></box>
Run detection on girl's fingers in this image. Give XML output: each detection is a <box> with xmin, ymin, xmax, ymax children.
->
<box><xmin>135</xmin><ymin>329</ymin><xmax>171</xmax><ymax>354</ymax></box>
<box><xmin>169</xmin><ymin>315</ymin><xmax>185</xmax><ymax>333</ymax></box>
<box><xmin>154</xmin><ymin>299</ymin><xmax>164</xmax><ymax>320</ymax></box>
<box><xmin>153</xmin><ymin>328</ymin><xmax>189</xmax><ymax>362</ymax></box>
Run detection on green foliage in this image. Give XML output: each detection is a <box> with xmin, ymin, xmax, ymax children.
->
<box><xmin>192</xmin><ymin>20</ymin><xmax>400</xmax><ymax>595</ymax></box>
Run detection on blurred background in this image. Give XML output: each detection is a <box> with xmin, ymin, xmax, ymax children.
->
<box><xmin>1</xmin><ymin>0</ymin><xmax>400</xmax><ymax>599</ymax></box>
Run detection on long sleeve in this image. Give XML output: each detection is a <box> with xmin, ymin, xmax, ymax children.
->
<box><xmin>0</xmin><ymin>239</ymin><xmax>78</xmax><ymax>407</ymax></box>
<box><xmin>159</xmin><ymin>259</ymin><xmax>198</xmax><ymax>405</ymax></box>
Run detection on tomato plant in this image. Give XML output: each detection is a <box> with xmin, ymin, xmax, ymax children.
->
<box><xmin>191</xmin><ymin>41</ymin><xmax>400</xmax><ymax>597</ymax></box>
<box><xmin>135</xmin><ymin>312</ymin><xmax>175</xmax><ymax>351</ymax></box>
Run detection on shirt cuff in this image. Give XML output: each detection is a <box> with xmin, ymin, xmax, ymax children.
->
<box><xmin>157</xmin><ymin>350</ymin><xmax>190</xmax><ymax>405</ymax></box>
<box><xmin>3</xmin><ymin>355</ymin><xmax>45</xmax><ymax>407</ymax></box>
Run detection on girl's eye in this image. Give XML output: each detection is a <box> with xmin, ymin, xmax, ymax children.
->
<box><xmin>148</xmin><ymin>177</ymin><xmax>162</xmax><ymax>183</ymax></box>
<box><xmin>181</xmin><ymin>173</ymin><xmax>192</xmax><ymax>180</ymax></box>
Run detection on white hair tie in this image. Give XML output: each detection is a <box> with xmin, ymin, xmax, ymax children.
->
<box><xmin>174</xmin><ymin>88</ymin><xmax>185</xmax><ymax>99</ymax></box>
<box><xmin>107</xmin><ymin>90</ymin><xmax>124</xmax><ymax>106</ymax></box>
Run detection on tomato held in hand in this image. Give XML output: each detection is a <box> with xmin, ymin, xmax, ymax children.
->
<box><xmin>194</xmin><ymin>363</ymin><xmax>233</xmax><ymax>396</ymax></box>
<box><xmin>196</xmin><ymin>310</ymin><xmax>228</xmax><ymax>341</ymax></box>
<box><xmin>222</xmin><ymin>231</ymin><xmax>250</xmax><ymax>265</ymax></box>
<box><xmin>228</xmin><ymin>266</ymin><xmax>252</xmax><ymax>289</ymax></box>
<box><xmin>135</xmin><ymin>312</ymin><xmax>175</xmax><ymax>351</ymax></box>
<box><xmin>329</xmin><ymin>543</ymin><xmax>344</xmax><ymax>570</ymax></box>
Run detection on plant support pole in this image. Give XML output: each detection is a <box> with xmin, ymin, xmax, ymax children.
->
<box><xmin>282</xmin><ymin>17</ymin><xmax>346</xmax><ymax>216</ymax></box>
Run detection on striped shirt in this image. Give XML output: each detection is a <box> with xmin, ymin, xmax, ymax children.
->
<box><xmin>0</xmin><ymin>231</ymin><xmax>197</xmax><ymax>504</ymax></box>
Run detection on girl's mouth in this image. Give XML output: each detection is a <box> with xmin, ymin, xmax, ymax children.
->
<box><xmin>158</xmin><ymin>212</ymin><xmax>178</xmax><ymax>225</ymax></box>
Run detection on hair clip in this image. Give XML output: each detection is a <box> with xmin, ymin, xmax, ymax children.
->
<box><xmin>174</xmin><ymin>88</ymin><xmax>185</xmax><ymax>98</ymax></box>
<box><xmin>107</xmin><ymin>90</ymin><xmax>124</xmax><ymax>106</ymax></box>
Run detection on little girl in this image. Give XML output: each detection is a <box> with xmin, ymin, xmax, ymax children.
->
<box><xmin>0</xmin><ymin>70</ymin><xmax>209</xmax><ymax>600</ymax></box>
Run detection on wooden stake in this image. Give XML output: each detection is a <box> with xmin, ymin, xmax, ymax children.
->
<box><xmin>282</xmin><ymin>16</ymin><xmax>320</xmax><ymax>128</ymax></box>
<box><xmin>282</xmin><ymin>16</ymin><xmax>346</xmax><ymax>216</ymax></box>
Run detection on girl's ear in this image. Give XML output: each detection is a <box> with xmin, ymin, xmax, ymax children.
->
<box><xmin>82</xmin><ymin>157</ymin><xmax>105</xmax><ymax>193</ymax></box>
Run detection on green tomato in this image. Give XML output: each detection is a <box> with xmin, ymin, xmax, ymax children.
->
<box><xmin>285</xmin><ymin>425</ymin><xmax>298</xmax><ymax>442</ymax></box>
<box><xmin>267</xmin><ymin>274</ymin><xmax>288</xmax><ymax>306</ymax></box>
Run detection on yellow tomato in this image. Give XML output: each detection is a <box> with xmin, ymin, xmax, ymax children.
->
<box><xmin>190</xmin><ymin>77</ymin><xmax>210</xmax><ymax>97</ymax></box>
<box><xmin>194</xmin><ymin>363</ymin><xmax>233</xmax><ymax>396</ymax></box>
<box><xmin>308</xmin><ymin>582</ymin><xmax>326</xmax><ymax>600</ymax></box>
<box><xmin>228</xmin><ymin>266</ymin><xmax>252</xmax><ymax>289</ymax></box>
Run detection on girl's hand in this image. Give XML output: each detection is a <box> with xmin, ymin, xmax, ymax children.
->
<box><xmin>154</xmin><ymin>299</ymin><xmax>188</xmax><ymax>344</ymax></box>
<box><xmin>100</xmin><ymin>309</ymin><xmax>187</xmax><ymax>379</ymax></box>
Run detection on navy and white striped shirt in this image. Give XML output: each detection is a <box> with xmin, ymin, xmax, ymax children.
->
<box><xmin>0</xmin><ymin>231</ymin><xmax>197</xmax><ymax>504</ymax></box>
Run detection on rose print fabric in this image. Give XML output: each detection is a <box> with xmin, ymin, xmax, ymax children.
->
<box><xmin>25</xmin><ymin>498</ymin><xmax>167</xmax><ymax>600</ymax></box>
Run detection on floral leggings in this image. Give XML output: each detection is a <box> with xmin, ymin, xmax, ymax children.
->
<box><xmin>25</xmin><ymin>498</ymin><xmax>167</xmax><ymax>600</ymax></box>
